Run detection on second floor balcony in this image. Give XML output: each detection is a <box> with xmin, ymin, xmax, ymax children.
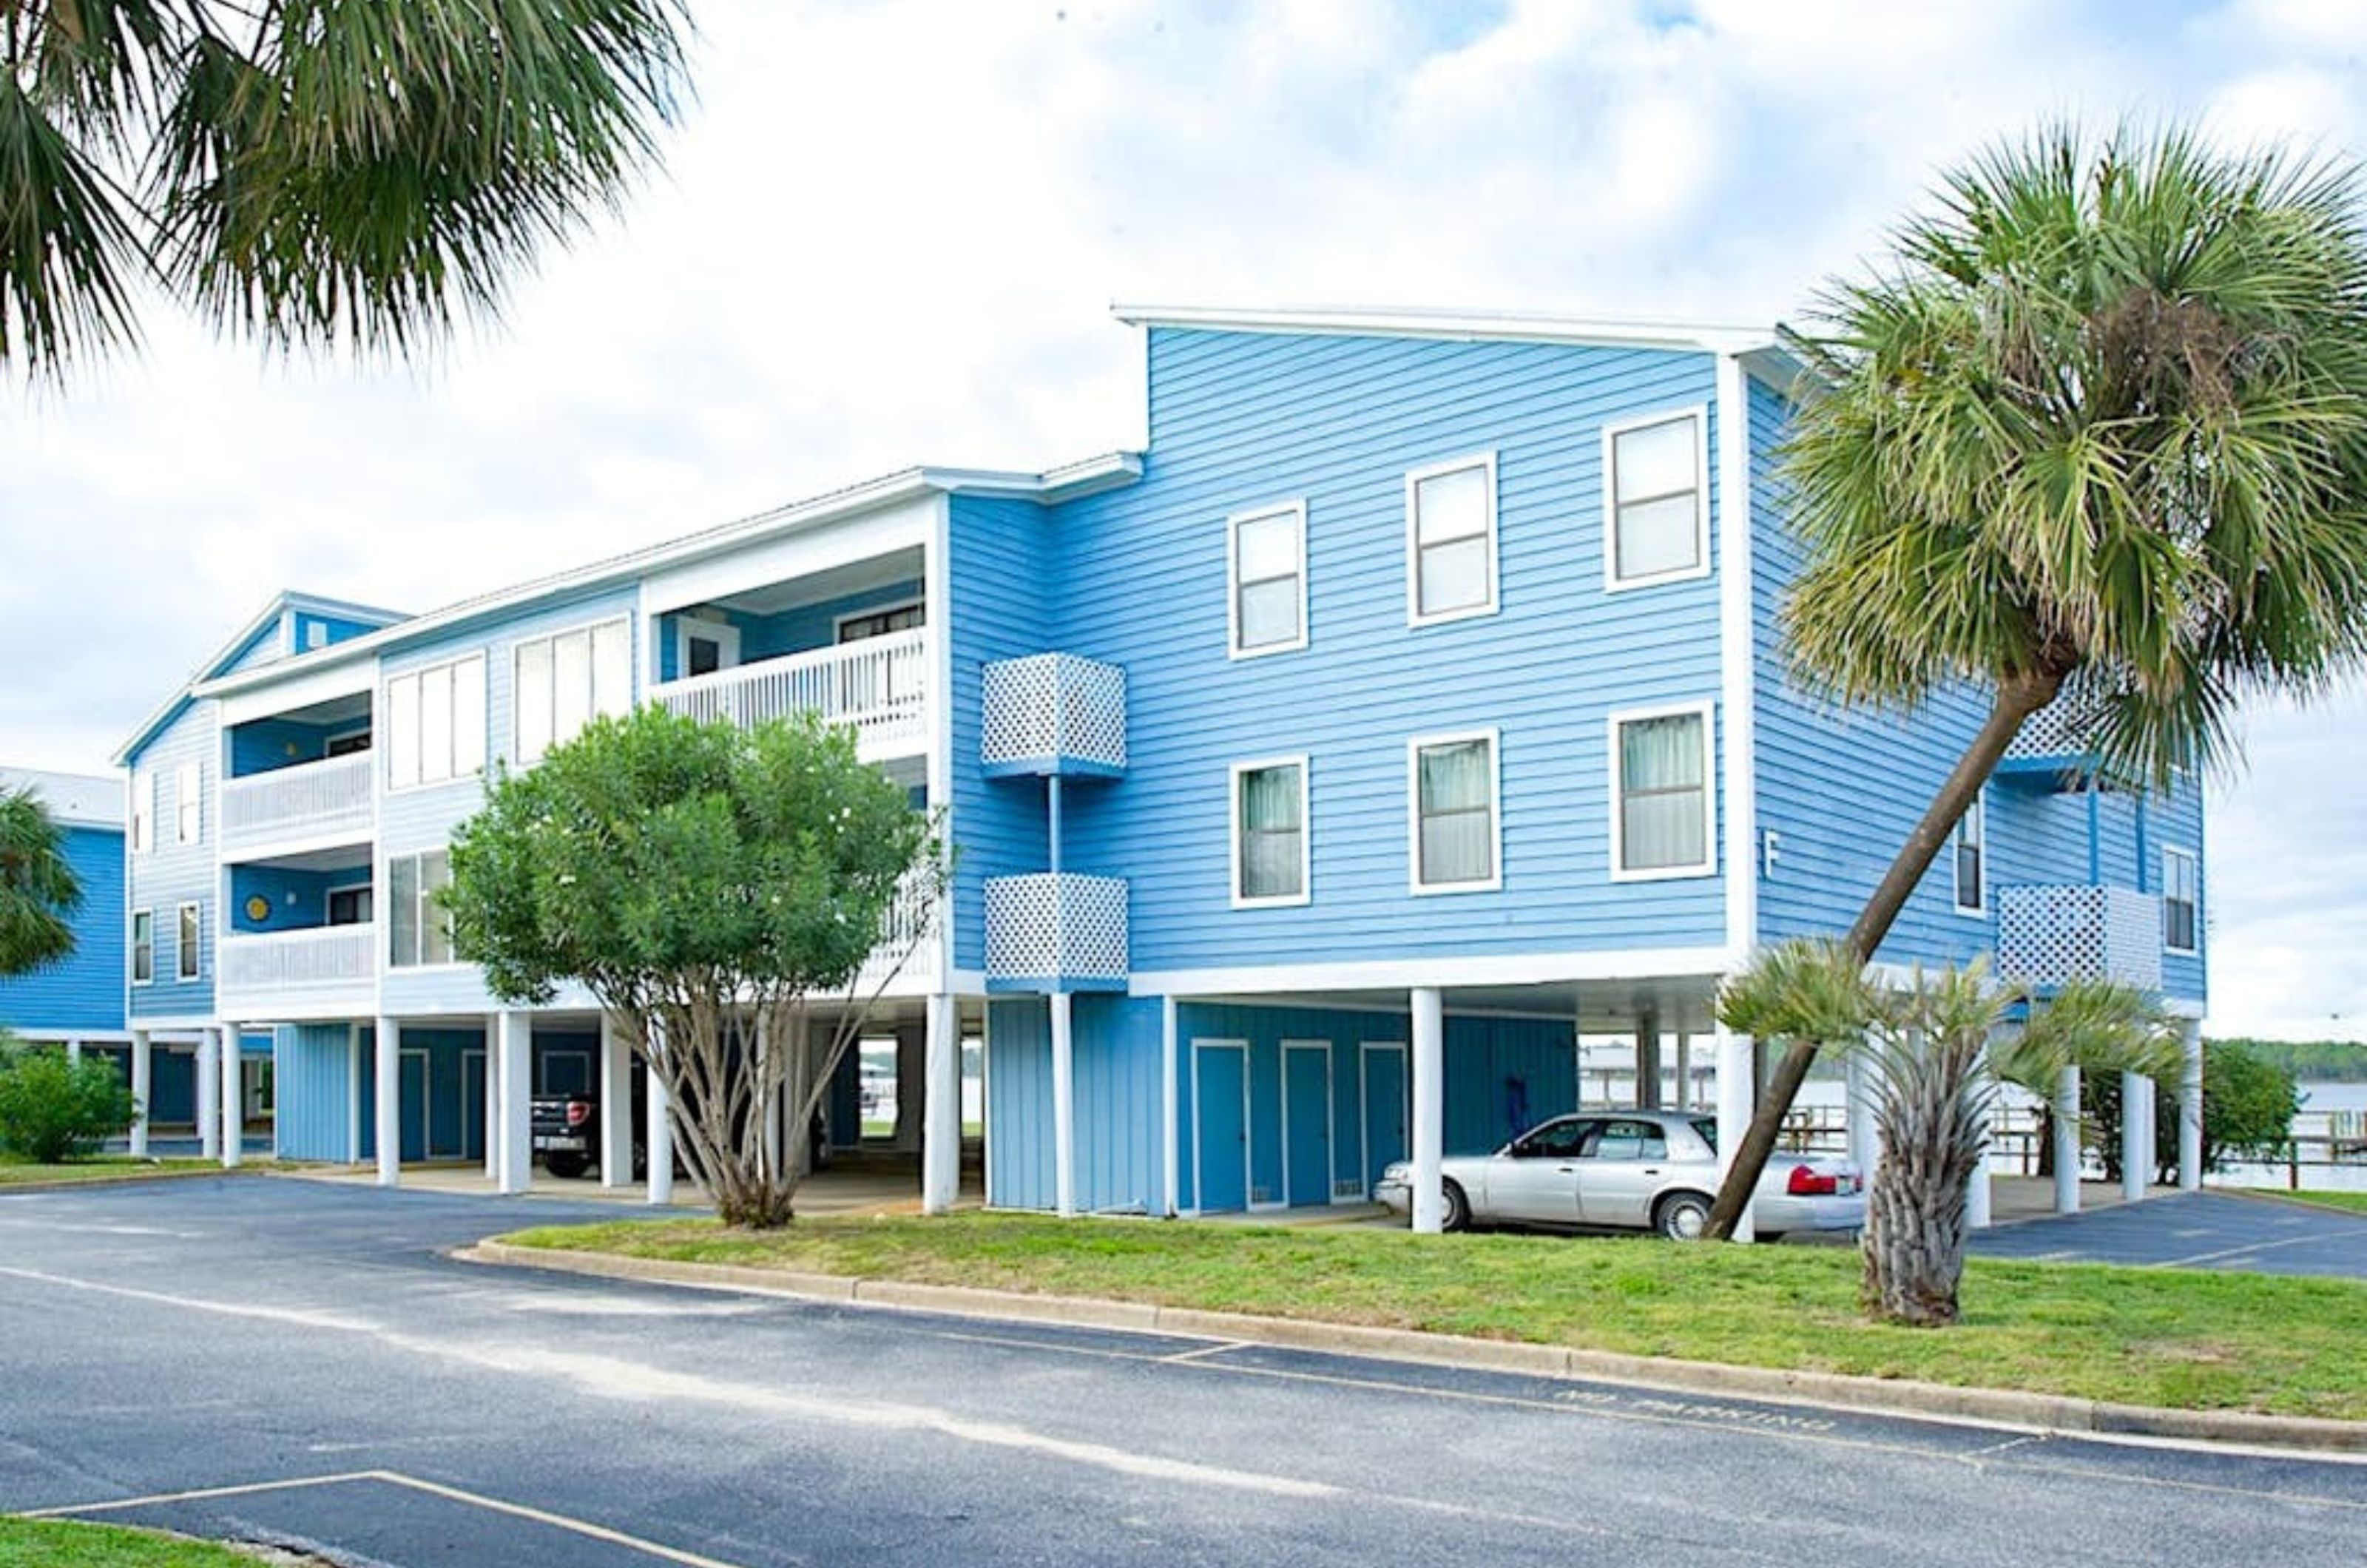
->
<box><xmin>221</xmin><ymin>751</ymin><xmax>374</xmax><ymax>851</ymax></box>
<box><xmin>652</xmin><ymin>627</ymin><xmax>929</xmax><ymax>760</ymax></box>
<box><xmin>218</xmin><ymin>923</ymin><xmax>377</xmax><ymax>1018</ymax></box>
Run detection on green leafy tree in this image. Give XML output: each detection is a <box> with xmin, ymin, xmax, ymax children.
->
<box><xmin>0</xmin><ymin>1032</ymin><xmax>137</xmax><ymax>1162</ymax></box>
<box><xmin>0</xmin><ymin>786</ymin><xmax>81</xmax><ymax>976</ymax></box>
<box><xmin>1709</xmin><ymin>124</ymin><xmax>2367</xmax><ymax>1238</ymax></box>
<box><xmin>443</xmin><ymin>706</ymin><xmax>942</xmax><ymax>1229</ymax></box>
<box><xmin>2087</xmin><ymin>1038</ymin><xmax>2300</xmax><ymax>1182</ymax></box>
<box><xmin>1723</xmin><ymin>941</ymin><xmax>2172</xmax><ymax>1326</ymax></box>
<box><xmin>2</xmin><ymin>0</ymin><xmax>688</xmax><ymax>377</ymax></box>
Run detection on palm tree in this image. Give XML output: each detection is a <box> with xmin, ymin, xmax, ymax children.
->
<box><xmin>1721</xmin><ymin>942</ymin><xmax>2173</xmax><ymax>1325</ymax></box>
<box><xmin>1706</xmin><ymin>124</ymin><xmax>2367</xmax><ymax>1239</ymax></box>
<box><xmin>0</xmin><ymin>788</ymin><xmax>81</xmax><ymax>976</ymax></box>
<box><xmin>1</xmin><ymin>0</ymin><xmax>688</xmax><ymax>378</ymax></box>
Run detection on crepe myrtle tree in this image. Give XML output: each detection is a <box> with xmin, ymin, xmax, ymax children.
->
<box><xmin>443</xmin><ymin>706</ymin><xmax>942</xmax><ymax>1229</ymax></box>
<box><xmin>1708</xmin><ymin>124</ymin><xmax>2367</xmax><ymax>1239</ymax></box>
<box><xmin>1721</xmin><ymin>940</ymin><xmax>2175</xmax><ymax>1327</ymax></box>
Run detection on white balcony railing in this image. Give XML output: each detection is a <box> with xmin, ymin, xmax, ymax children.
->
<box><xmin>857</xmin><ymin>872</ymin><xmax>943</xmax><ymax>993</ymax></box>
<box><xmin>1997</xmin><ymin>885</ymin><xmax>2164</xmax><ymax>992</ymax></box>
<box><xmin>653</xmin><ymin>629</ymin><xmax>928</xmax><ymax>756</ymax></box>
<box><xmin>984</xmin><ymin>873</ymin><xmax>1128</xmax><ymax>987</ymax></box>
<box><xmin>221</xmin><ymin>752</ymin><xmax>374</xmax><ymax>849</ymax></box>
<box><xmin>218</xmin><ymin>924</ymin><xmax>378</xmax><ymax>1000</ymax></box>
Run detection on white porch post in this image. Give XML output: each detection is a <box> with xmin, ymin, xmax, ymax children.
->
<box><xmin>195</xmin><ymin>1031</ymin><xmax>220</xmax><ymax>1160</ymax></box>
<box><xmin>374</xmin><ymin>1017</ymin><xmax>400</xmax><ymax>1187</ymax></box>
<box><xmin>2122</xmin><ymin>1071</ymin><xmax>2151</xmax><ymax>1203</ymax></box>
<box><xmin>129</xmin><ymin>1031</ymin><xmax>152</xmax><ymax>1158</ymax></box>
<box><xmin>497</xmin><ymin>1011</ymin><xmax>532</xmax><ymax>1194</ymax></box>
<box><xmin>1846</xmin><ymin>1045</ymin><xmax>1880</xmax><ymax>1181</ymax></box>
<box><xmin>1050</xmin><ymin>991</ymin><xmax>1076</xmax><ymax>1218</ymax></box>
<box><xmin>2178</xmin><ymin>1019</ymin><xmax>2204</xmax><ymax>1192</ymax></box>
<box><xmin>758</xmin><ymin>1013</ymin><xmax>783</xmax><ymax>1184</ymax></box>
<box><xmin>1410</xmin><ymin>987</ymin><xmax>1444</xmax><ymax>1234</ymax></box>
<box><xmin>1715</xmin><ymin>1026</ymin><xmax>1756</xmax><ymax>1243</ymax></box>
<box><xmin>599</xmin><ymin>1015</ymin><xmax>634</xmax><ymax>1189</ymax></box>
<box><xmin>922</xmin><ymin>993</ymin><xmax>960</xmax><ymax>1215</ymax></box>
<box><xmin>2053</xmin><ymin>1064</ymin><xmax>2082</xmax><ymax>1215</ymax></box>
<box><xmin>1964</xmin><ymin>1033</ymin><xmax>1993</xmax><ymax>1231</ymax></box>
<box><xmin>66</xmin><ymin>1038</ymin><xmax>82</xmax><ymax>1067</ymax></box>
<box><xmin>644</xmin><ymin>1020</ymin><xmax>675</xmax><ymax>1206</ymax></box>
<box><xmin>1634</xmin><ymin>1006</ymin><xmax>1661</xmax><ymax>1110</ymax></box>
<box><xmin>1672</xmin><ymin>1030</ymin><xmax>1692</xmax><ymax>1112</ymax></box>
<box><xmin>1160</xmin><ymin>996</ymin><xmax>1180</xmax><ymax>1217</ymax></box>
<box><xmin>217</xmin><ymin>1027</ymin><xmax>243</xmax><ymax>1169</ymax></box>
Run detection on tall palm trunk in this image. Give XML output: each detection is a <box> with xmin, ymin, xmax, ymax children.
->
<box><xmin>1861</xmin><ymin>1019</ymin><xmax>1989</xmax><ymax>1325</ymax></box>
<box><xmin>1706</xmin><ymin>669</ymin><xmax>2063</xmax><ymax>1240</ymax></box>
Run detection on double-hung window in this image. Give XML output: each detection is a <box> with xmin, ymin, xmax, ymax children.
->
<box><xmin>176</xmin><ymin>902</ymin><xmax>201</xmax><ymax>981</ymax></box>
<box><xmin>131</xmin><ymin>910</ymin><xmax>154</xmax><ymax>984</ymax></box>
<box><xmin>1611</xmin><ymin>705</ymin><xmax>1715</xmax><ymax>879</ymax></box>
<box><xmin>131</xmin><ymin>774</ymin><xmax>155</xmax><ymax>854</ymax></box>
<box><xmin>388</xmin><ymin>850</ymin><xmax>455</xmax><ymax>967</ymax></box>
<box><xmin>1231</xmin><ymin>757</ymin><xmax>1309</xmax><ymax>906</ymax></box>
<box><xmin>385</xmin><ymin>656</ymin><xmax>487</xmax><ymax>789</ymax></box>
<box><xmin>1953</xmin><ymin>796</ymin><xmax>1986</xmax><ymax>915</ymax></box>
<box><xmin>175</xmin><ymin>762</ymin><xmax>200</xmax><ymax>845</ymax></box>
<box><xmin>1604</xmin><ymin>409</ymin><xmax>1709</xmax><ymax>588</ymax></box>
<box><xmin>1405</xmin><ymin>455</ymin><xmax>1498</xmax><ymax>625</ymax></box>
<box><xmin>514</xmin><ymin>619</ymin><xmax>631</xmax><ymax>766</ymax></box>
<box><xmin>1409</xmin><ymin>731</ymin><xmax>1500</xmax><ymax>893</ymax></box>
<box><xmin>2162</xmin><ymin>847</ymin><xmax>2199</xmax><ymax>954</ymax></box>
<box><xmin>1228</xmin><ymin>502</ymin><xmax>1307</xmax><ymax>657</ymax></box>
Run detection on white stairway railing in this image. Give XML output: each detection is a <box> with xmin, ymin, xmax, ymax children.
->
<box><xmin>221</xmin><ymin>753</ymin><xmax>374</xmax><ymax>848</ymax></box>
<box><xmin>654</xmin><ymin>629</ymin><xmax>928</xmax><ymax>755</ymax></box>
<box><xmin>219</xmin><ymin>925</ymin><xmax>378</xmax><ymax>997</ymax></box>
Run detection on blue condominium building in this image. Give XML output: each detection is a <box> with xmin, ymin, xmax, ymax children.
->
<box><xmin>115</xmin><ymin>304</ymin><xmax>2206</xmax><ymax>1226</ymax></box>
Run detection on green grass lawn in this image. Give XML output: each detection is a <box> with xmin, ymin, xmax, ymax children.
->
<box><xmin>0</xmin><ymin>1156</ymin><xmax>223</xmax><ymax>1187</ymax></box>
<box><xmin>504</xmin><ymin>1212</ymin><xmax>2367</xmax><ymax>1420</ymax></box>
<box><xmin>2250</xmin><ymin>1188</ymin><xmax>2367</xmax><ymax>1214</ymax></box>
<box><xmin>0</xmin><ymin>1518</ymin><xmax>269</xmax><ymax>1566</ymax></box>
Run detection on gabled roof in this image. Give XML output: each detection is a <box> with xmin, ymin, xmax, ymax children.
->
<box><xmin>188</xmin><ymin>453</ymin><xmax>1143</xmax><ymax>705</ymax></box>
<box><xmin>0</xmin><ymin>766</ymin><xmax>123</xmax><ymax>828</ymax></box>
<box><xmin>114</xmin><ymin>590</ymin><xmax>408</xmax><ymax>766</ymax></box>
<box><xmin>1112</xmin><ymin>300</ymin><xmax>1783</xmax><ymax>358</ymax></box>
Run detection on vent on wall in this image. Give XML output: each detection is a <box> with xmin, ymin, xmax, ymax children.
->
<box><xmin>1252</xmin><ymin>1185</ymin><xmax>1276</xmax><ymax>1205</ymax></box>
<box><xmin>1334</xmin><ymin>1178</ymin><xmax>1365</xmax><ymax>1200</ymax></box>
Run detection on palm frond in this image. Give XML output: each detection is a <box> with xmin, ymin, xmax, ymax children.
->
<box><xmin>0</xmin><ymin>788</ymin><xmax>83</xmax><ymax>976</ymax></box>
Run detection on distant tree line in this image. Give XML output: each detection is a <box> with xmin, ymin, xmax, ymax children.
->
<box><xmin>2210</xmin><ymin>1039</ymin><xmax>2367</xmax><ymax>1084</ymax></box>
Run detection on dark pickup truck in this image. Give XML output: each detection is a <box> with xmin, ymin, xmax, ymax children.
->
<box><xmin>530</xmin><ymin>1092</ymin><xmax>627</xmax><ymax>1179</ymax></box>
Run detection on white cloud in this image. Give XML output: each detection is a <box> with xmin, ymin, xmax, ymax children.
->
<box><xmin>2</xmin><ymin>0</ymin><xmax>2363</xmax><ymax>1038</ymax></box>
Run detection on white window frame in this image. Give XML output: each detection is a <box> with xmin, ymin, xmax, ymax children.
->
<box><xmin>175</xmin><ymin>761</ymin><xmax>200</xmax><ymax>845</ymax></box>
<box><xmin>1226</xmin><ymin>501</ymin><xmax>1309</xmax><ymax>659</ymax></box>
<box><xmin>834</xmin><ymin>598</ymin><xmax>925</xmax><ymax>643</ymax></box>
<box><xmin>131</xmin><ymin>773</ymin><xmax>155</xmax><ymax>855</ymax></box>
<box><xmin>674</xmin><ymin>616</ymin><xmax>740</xmax><ymax>680</ymax></box>
<box><xmin>1952</xmin><ymin>794</ymin><xmax>1987</xmax><ymax>916</ymax></box>
<box><xmin>1229</xmin><ymin>755</ymin><xmax>1311</xmax><ymax>909</ymax></box>
<box><xmin>1607</xmin><ymin>700</ymin><xmax>1718</xmax><ymax>882</ymax></box>
<box><xmin>1404</xmin><ymin>453</ymin><xmax>1500</xmax><ymax>628</ymax></box>
<box><xmin>1601</xmin><ymin>405</ymin><xmax>1712</xmax><ymax>592</ymax></box>
<box><xmin>1406</xmin><ymin>728</ymin><xmax>1503</xmax><ymax>895</ymax></box>
<box><xmin>386</xmin><ymin>849</ymin><xmax>459</xmax><ymax>970</ymax></box>
<box><xmin>383</xmin><ymin>655</ymin><xmax>487</xmax><ymax>791</ymax></box>
<box><xmin>512</xmin><ymin>615</ymin><xmax>632</xmax><ymax>766</ymax></box>
<box><xmin>2162</xmin><ymin>845</ymin><xmax>2200</xmax><ymax>956</ymax></box>
<box><xmin>175</xmin><ymin>901</ymin><xmax>201</xmax><ymax>981</ymax></box>
<box><xmin>130</xmin><ymin>909</ymin><xmax>154</xmax><ymax>986</ymax></box>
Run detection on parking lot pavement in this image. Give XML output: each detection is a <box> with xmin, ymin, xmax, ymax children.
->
<box><xmin>1971</xmin><ymin>1189</ymin><xmax>2367</xmax><ymax>1277</ymax></box>
<box><xmin>4</xmin><ymin>1180</ymin><xmax>2366</xmax><ymax>1567</ymax></box>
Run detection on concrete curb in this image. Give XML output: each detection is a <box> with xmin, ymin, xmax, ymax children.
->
<box><xmin>0</xmin><ymin>1165</ymin><xmax>269</xmax><ymax>1196</ymax></box>
<box><xmin>456</xmin><ymin>1241</ymin><xmax>2367</xmax><ymax>1456</ymax></box>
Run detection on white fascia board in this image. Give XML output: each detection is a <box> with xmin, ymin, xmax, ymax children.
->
<box><xmin>1716</xmin><ymin>354</ymin><xmax>1758</xmax><ymax>961</ymax></box>
<box><xmin>0</xmin><ymin>767</ymin><xmax>124</xmax><ymax>828</ymax></box>
<box><xmin>1113</xmin><ymin>300</ymin><xmax>1780</xmax><ymax>358</ymax></box>
<box><xmin>214</xmin><ymin>657</ymin><xmax>379</xmax><ymax>729</ymax></box>
<box><xmin>1130</xmin><ymin>945</ymin><xmax>1735</xmax><ymax>998</ymax></box>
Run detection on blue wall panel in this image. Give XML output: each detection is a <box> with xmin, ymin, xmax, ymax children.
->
<box><xmin>985</xmin><ymin>997</ymin><xmax>1055</xmax><ymax>1209</ymax></box>
<box><xmin>0</xmin><ymin>823</ymin><xmax>126</xmax><ymax>1037</ymax></box>
<box><xmin>1070</xmin><ymin>993</ymin><xmax>1164</xmax><ymax>1213</ymax></box>
<box><xmin>275</xmin><ymin>1023</ymin><xmax>355</xmax><ymax>1160</ymax></box>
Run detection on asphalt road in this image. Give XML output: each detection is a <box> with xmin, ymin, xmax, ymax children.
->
<box><xmin>1970</xmin><ymin>1189</ymin><xmax>2367</xmax><ymax>1277</ymax></box>
<box><xmin>1</xmin><ymin>1180</ymin><xmax>2362</xmax><ymax>1567</ymax></box>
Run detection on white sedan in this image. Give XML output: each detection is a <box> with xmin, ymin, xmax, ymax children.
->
<box><xmin>1377</xmin><ymin>1110</ymin><xmax>1865</xmax><ymax>1240</ymax></box>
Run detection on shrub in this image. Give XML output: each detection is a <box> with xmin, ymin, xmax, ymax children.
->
<box><xmin>2085</xmin><ymin>1038</ymin><xmax>2300</xmax><ymax>1183</ymax></box>
<box><xmin>0</xmin><ymin>1035</ymin><xmax>139</xmax><ymax>1163</ymax></box>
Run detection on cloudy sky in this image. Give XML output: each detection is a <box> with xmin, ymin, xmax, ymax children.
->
<box><xmin>4</xmin><ymin>0</ymin><xmax>2363</xmax><ymax>1040</ymax></box>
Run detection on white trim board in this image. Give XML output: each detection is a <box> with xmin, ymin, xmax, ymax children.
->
<box><xmin>1132</xmin><ymin>946</ymin><xmax>1735</xmax><ymax>998</ymax></box>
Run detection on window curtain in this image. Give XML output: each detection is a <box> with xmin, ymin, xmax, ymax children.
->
<box><xmin>1239</xmin><ymin>765</ymin><xmax>1303</xmax><ymax>899</ymax></box>
<box><xmin>1419</xmin><ymin>740</ymin><xmax>1493</xmax><ymax>883</ymax></box>
<box><xmin>1621</xmin><ymin>716</ymin><xmax>1704</xmax><ymax>870</ymax></box>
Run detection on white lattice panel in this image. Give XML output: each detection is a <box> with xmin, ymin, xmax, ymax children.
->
<box><xmin>985</xmin><ymin>873</ymin><xmax>1129</xmax><ymax>983</ymax></box>
<box><xmin>1998</xmin><ymin>884</ymin><xmax>2163</xmax><ymax>991</ymax></box>
<box><xmin>982</xmin><ymin>654</ymin><xmax>1127</xmax><ymax>771</ymax></box>
<box><xmin>2005</xmin><ymin>702</ymin><xmax>2098</xmax><ymax>761</ymax></box>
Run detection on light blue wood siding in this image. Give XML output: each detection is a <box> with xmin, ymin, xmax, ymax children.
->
<box><xmin>274</xmin><ymin>1022</ymin><xmax>355</xmax><ymax>1160</ymax></box>
<box><xmin>128</xmin><ymin>704</ymin><xmax>218</xmax><ymax>1019</ymax></box>
<box><xmin>0</xmin><ymin>823</ymin><xmax>126</xmax><ymax>1036</ymax></box>
<box><xmin>1071</xmin><ymin>993</ymin><xmax>1164</xmax><ymax>1212</ymax></box>
<box><xmin>985</xmin><ymin>996</ymin><xmax>1055</xmax><ymax>1209</ymax></box>
<box><xmin>1053</xmin><ymin>328</ymin><xmax>1728</xmax><ymax>972</ymax></box>
<box><xmin>217</xmin><ymin>619</ymin><xmax>286</xmax><ymax>677</ymax></box>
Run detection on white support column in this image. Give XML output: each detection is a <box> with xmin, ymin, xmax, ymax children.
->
<box><xmin>1160</xmin><ymin>996</ymin><xmax>1181</xmax><ymax>1217</ymax></box>
<box><xmin>374</xmin><ymin>1018</ymin><xmax>401</xmax><ymax>1186</ymax></box>
<box><xmin>496</xmin><ymin>1011</ymin><xmax>532</xmax><ymax>1194</ymax></box>
<box><xmin>644</xmin><ymin>1019</ymin><xmax>675</xmax><ymax>1206</ymax></box>
<box><xmin>1715</xmin><ymin>1026</ymin><xmax>1756</xmax><ymax>1243</ymax></box>
<box><xmin>1635</xmin><ymin>1007</ymin><xmax>1662</xmax><ymax>1111</ymax></box>
<box><xmin>2053</xmin><ymin>1064</ymin><xmax>2082</xmax><ymax>1214</ymax></box>
<box><xmin>217</xmin><ymin>1027</ymin><xmax>243</xmax><ymax>1169</ymax></box>
<box><xmin>1846</xmin><ymin>1045</ymin><xmax>1880</xmax><ymax>1181</ymax></box>
<box><xmin>759</xmin><ymin>1013</ymin><xmax>783</xmax><ymax>1184</ymax></box>
<box><xmin>2123</xmin><ymin>1071</ymin><xmax>2151</xmax><ymax>1203</ymax></box>
<box><xmin>599</xmin><ymin>1015</ymin><xmax>633</xmax><ymax>1189</ymax></box>
<box><xmin>129</xmin><ymin>1032</ymin><xmax>152</xmax><ymax>1158</ymax></box>
<box><xmin>921</xmin><ymin>993</ymin><xmax>960</xmax><ymax>1215</ymax></box>
<box><xmin>1672</xmin><ymin>1031</ymin><xmax>1692</xmax><ymax>1112</ymax></box>
<box><xmin>482</xmin><ymin>1024</ymin><xmax>501</xmax><ymax>1180</ymax></box>
<box><xmin>66</xmin><ymin>1038</ymin><xmax>83</xmax><ymax>1067</ymax></box>
<box><xmin>195</xmin><ymin>1031</ymin><xmax>220</xmax><ymax>1160</ymax></box>
<box><xmin>1410</xmin><ymin>987</ymin><xmax>1445</xmax><ymax>1234</ymax></box>
<box><xmin>1050</xmin><ymin>991</ymin><xmax>1076</xmax><ymax>1218</ymax></box>
<box><xmin>2178</xmin><ymin>1019</ymin><xmax>2204</xmax><ymax>1191</ymax></box>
